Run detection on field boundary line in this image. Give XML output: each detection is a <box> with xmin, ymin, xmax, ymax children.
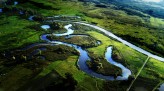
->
<box><xmin>126</xmin><ymin>56</ymin><xmax>150</xmax><ymax>91</ymax></box>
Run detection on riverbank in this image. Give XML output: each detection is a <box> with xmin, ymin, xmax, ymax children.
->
<box><xmin>0</xmin><ymin>0</ymin><xmax>164</xmax><ymax>91</ymax></box>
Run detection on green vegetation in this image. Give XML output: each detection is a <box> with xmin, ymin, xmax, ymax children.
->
<box><xmin>0</xmin><ymin>0</ymin><xmax>163</xmax><ymax>91</ymax></box>
<box><xmin>150</xmin><ymin>17</ymin><xmax>164</xmax><ymax>28</ymax></box>
<box><xmin>112</xmin><ymin>47</ymin><xmax>127</xmax><ymax>66</ymax></box>
<box><xmin>86</xmin><ymin>57</ymin><xmax>122</xmax><ymax>77</ymax></box>
<box><xmin>86</xmin><ymin>31</ymin><xmax>147</xmax><ymax>76</ymax></box>
<box><xmin>141</xmin><ymin>58</ymin><xmax>164</xmax><ymax>80</ymax></box>
<box><xmin>16</xmin><ymin>0</ymin><xmax>84</xmax><ymax>16</ymax></box>
<box><xmin>0</xmin><ymin>65</ymin><xmax>33</xmax><ymax>91</ymax></box>
<box><xmin>49</xmin><ymin>35</ymin><xmax>99</xmax><ymax>48</ymax></box>
<box><xmin>0</xmin><ymin>44</ymin><xmax>79</xmax><ymax>91</ymax></box>
<box><xmin>131</xmin><ymin>58</ymin><xmax>164</xmax><ymax>91</ymax></box>
<box><xmin>83</xmin><ymin>8</ymin><xmax>164</xmax><ymax>57</ymax></box>
<box><xmin>19</xmin><ymin>70</ymin><xmax>78</xmax><ymax>91</ymax></box>
<box><xmin>36</xmin><ymin>56</ymin><xmax>104</xmax><ymax>91</ymax></box>
<box><xmin>7</xmin><ymin>45</ymin><xmax>78</xmax><ymax>62</ymax></box>
<box><xmin>0</xmin><ymin>15</ymin><xmax>42</xmax><ymax>51</ymax></box>
<box><xmin>2</xmin><ymin>0</ymin><xmax>164</xmax><ymax>57</ymax></box>
<box><xmin>75</xmin><ymin>0</ymin><xmax>164</xmax><ymax>57</ymax></box>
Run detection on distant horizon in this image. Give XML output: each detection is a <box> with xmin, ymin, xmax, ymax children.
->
<box><xmin>141</xmin><ymin>0</ymin><xmax>162</xmax><ymax>2</ymax></box>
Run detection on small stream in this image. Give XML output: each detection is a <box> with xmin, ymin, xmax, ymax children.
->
<box><xmin>105</xmin><ymin>47</ymin><xmax>131</xmax><ymax>80</ymax></box>
<box><xmin>28</xmin><ymin>16</ymin><xmax>34</xmax><ymax>21</ymax></box>
<box><xmin>53</xmin><ymin>24</ymin><xmax>74</xmax><ymax>36</ymax></box>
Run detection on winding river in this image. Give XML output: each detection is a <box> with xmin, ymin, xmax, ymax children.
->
<box><xmin>45</xmin><ymin>18</ymin><xmax>164</xmax><ymax>61</ymax></box>
<box><xmin>40</xmin><ymin>24</ymin><xmax>131</xmax><ymax>80</ymax></box>
<box><xmin>0</xmin><ymin>0</ymin><xmax>163</xmax><ymax>86</ymax></box>
<box><xmin>106</xmin><ymin>47</ymin><xmax>131</xmax><ymax>80</ymax></box>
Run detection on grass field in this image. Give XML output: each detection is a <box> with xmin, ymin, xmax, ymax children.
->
<box><xmin>36</xmin><ymin>56</ymin><xmax>104</xmax><ymax>91</ymax></box>
<box><xmin>11</xmin><ymin>0</ymin><xmax>164</xmax><ymax>57</ymax></box>
<box><xmin>130</xmin><ymin>58</ymin><xmax>164</xmax><ymax>91</ymax></box>
<box><xmin>0</xmin><ymin>15</ymin><xmax>43</xmax><ymax>52</ymax></box>
<box><xmin>86</xmin><ymin>31</ymin><xmax>147</xmax><ymax>76</ymax></box>
<box><xmin>0</xmin><ymin>0</ymin><xmax>163</xmax><ymax>91</ymax></box>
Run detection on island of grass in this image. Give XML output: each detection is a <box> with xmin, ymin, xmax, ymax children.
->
<box><xmin>47</xmin><ymin>34</ymin><xmax>100</xmax><ymax>48</ymax></box>
<box><xmin>86</xmin><ymin>52</ymin><xmax>122</xmax><ymax>78</ymax></box>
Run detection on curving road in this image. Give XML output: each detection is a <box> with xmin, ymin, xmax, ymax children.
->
<box><xmin>75</xmin><ymin>22</ymin><xmax>164</xmax><ymax>62</ymax></box>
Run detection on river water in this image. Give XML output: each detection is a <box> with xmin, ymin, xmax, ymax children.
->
<box><xmin>106</xmin><ymin>47</ymin><xmax>131</xmax><ymax>80</ymax></box>
<box><xmin>40</xmin><ymin>24</ymin><xmax>131</xmax><ymax>80</ymax></box>
<box><xmin>159</xmin><ymin>83</ymin><xmax>164</xmax><ymax>91</ymax></box>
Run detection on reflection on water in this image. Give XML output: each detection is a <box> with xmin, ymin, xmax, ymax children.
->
<box><xmin>0</xmin><ymin>9</ymin><xmax>2</xmax><ymax>13</ymax></box>
<box><xmin>40</xmin><ymin>24</ymin><xmax>131</xmax><ymax>80</ymax></box>
<box><xmin>159</xmin><ymin>83</ymin><xmax>164</xmax><ymax>91</ymax></box>
<box><xmin>53</xmin><ymin>24</ymin><xmax>74</xmax><ymax>36</ymax></box>
<box><xmin>41</xmin><ymin>25</ymin><xmax>50</xmax><ymax>30</ymax></box>
<box><xmin>41</xmin><ymin>34</ymin><xmax>115</xmax><ymax>80</ymax></box>
<box><xmin>19</xmin><ymin>11</ymin><xmax>24</xmax><ymax>15</ymax></box>
<box><xmin>14</xmin><ymin>1</ymin><xmax>18</xmax><ymax>5</ymax></box>
<box><xmin>76</xmin><ymin>22</ymin><xmax>164</xmax><ymax>61</ymax></box>
<box><xmin>28</xmin><ymin>16</ymin><xmax>34</xmax><ymax>21</ymax></box>
<box><xmin>105</xmin><ymin>47</ymin><xmax>131</xmax><ymax>80</ymax></box>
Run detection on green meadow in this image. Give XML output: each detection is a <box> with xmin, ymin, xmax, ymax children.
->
<box><xmin>0</xmin><ymin>15</ymin><xmax>42</xmax><ymax>51</ymax></box>
<box><xmin>0</xmin><ymin>0</ymin><xmax>163</xmax><ymax>91</ymax></box>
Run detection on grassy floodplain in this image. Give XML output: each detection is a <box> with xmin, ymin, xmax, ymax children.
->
<box><xmin>36</xmin><ymin>56</ymin><xmax>104</xmax><ymax>91</ymax></box>
<box><xmin>0</xmin><ymin>15</ymin><xmax>42</xmax><ymax>52</ymax></box>
<box><xmin>0</xmin><ymin>0</ymin><xmax>164</xmax><ymax>91</ymax></box>
<box><xmin>86</xmin><ymin>31</ymin><xmax>147</xmax><ymax>76</ymax></box>
<box><xmin>15</xmin><ymin>0</ymin><xmax>164</xmax><ymax>57</ymax></box>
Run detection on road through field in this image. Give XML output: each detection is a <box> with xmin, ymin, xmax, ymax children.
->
<box><xmin>75</xmin><ymin>22</ymin><xmax>164</xmax><ymax>62</ymax></box>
